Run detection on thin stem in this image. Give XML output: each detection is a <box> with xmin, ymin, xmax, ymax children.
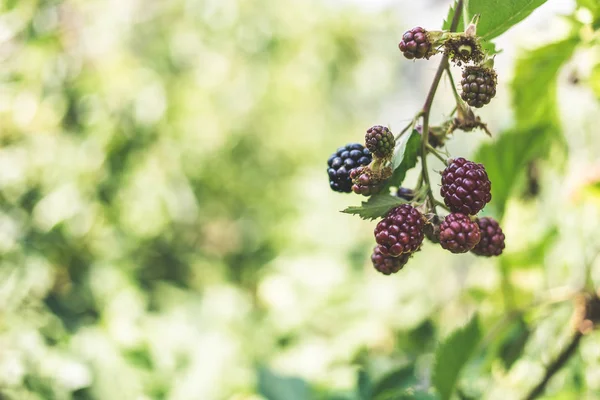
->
<box><xmin>427</xmin><ymin>144</ymin><xmax>447</xmax><ymax>163</ymax></box>
<box><xmin>446</xmin><ymin>65</ymin><xmax>462</xmax><ymax>105</ymax></box>
<box><xmin>395</xmin><ymin>112</ymin><xmax>423</xmax><ymax>141</ymax></box>
<box><xmin>420</xmin><ymin>0</ymin><xmax>463</xmax><ymax>213</ymax></box>
<box><xmin>524</xmin><ymin>332</ymin><xmax>583</xmax><ymax>400</ymax></box>
<box><xmin>434</xmin><ymin>200</ymin><xmax>450</xmax><ymax>212</ymax></box>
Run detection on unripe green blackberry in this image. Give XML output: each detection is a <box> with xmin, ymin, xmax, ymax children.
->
<box><xmin>350</xmin><ymin>165</ymin><xmax>392</xmax><ymax>196</ymax></box>
<box><xmin>399</xmin><ymin>27</ymin><xmax>432</xmax><ymax>60</ymax></box>
<box><xmin>439</xmin><ymin>213</ymin><xmax>481</xmax><ymax>253</ymax></box>
<box><xmin>374</xmin><ymin>204</ymin><xmax>425</xmax><ymax>256</ymax></box>
<box><xmin>371</xmin><ymin>245</ymin><xmax>412</xmax><ymax>275</ymax></box>
<box><xmin>327</xmin><ymin>143</ymin><xmax>372</xmax><ymax>193</ymax></box>
<box><xmin>440</xmin><ymin>157</ymin><xmax>491</xmax><ymax>215</ymax></box>
<box><xmin>460</xmin><ymin>66</ymin><xmax>497</xmax><ymax>108</ymax></box>
<box><xmin>471</xmin><ymin>217</ymin><xmax>505</xmax><ymax>256</ymax></box>
<box><xmin>365</xmin><ymin>125</ymin><xmax>394</xmax><ymax>159</ymax></box>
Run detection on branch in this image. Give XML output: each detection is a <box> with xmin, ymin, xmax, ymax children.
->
<box><xmin>420</xmin><ymin>0</ymin><xmax>464</xmax><ymax>212</ymax></box>
<box><xmin>524</xmin><ymin>332</ymin><xmax>583</xmax><ymax>400</ymax></box>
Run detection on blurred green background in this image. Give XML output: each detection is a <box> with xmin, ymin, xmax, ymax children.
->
<box><xmin>0</xmin><ymin>0</ymin><xmax>600</xmax><ymax>399</ymax></box>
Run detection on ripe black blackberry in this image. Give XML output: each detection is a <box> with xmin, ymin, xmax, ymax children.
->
<box><xmin>327</xmin><ymin>144</ymin><xmax>372</xmax><ymax>193</ymax></box>
<box><xmin>439</xmin><ymin>213</ymin><xmax>481</xmax><ymax>253</ymax></box>
<box><xmin>440</xmin><ymin>157</ymin><xmax>491</xmax><ymax>215</ymax></box>
<box><xmin>460</xmin><ymin>66</ymin><xmax>497</xmax><ymax>108</ymax></box>
<box><xmin>471</xmin><ymin>217</ymin><xmax>505</xmax><ymax>256</ymax></box>
<box><xmin>399</xmin><ymin>27</ymin><xmax>432</xmax><ymax>60</ymax></box>
<box><xmin>374</xmin><ymin>204</ymin><xmax>425</xmax><ymax>256</ymax></box>
<box><xmin>365</xmin><ymin>125</ymin><xmax>395</xmax><ymax>159</ymax></box>
<box><xmin>396</xmin><ymin>187</ymin><xmax>415</xmax><ymax>201</ymax></box>
<box><xmin>371</xmin><ymin>245</ymin><xmax>412</xmax><ymax>275</ymax></box>
<box><xmin>350</xmin><ymin>165</ymin><xmax>392</xmax><ymax>196</ymax></box>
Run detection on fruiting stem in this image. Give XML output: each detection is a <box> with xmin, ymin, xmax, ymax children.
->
<box><xmin>434</xmin><ymin>200</ymin><xmax>450</xmax><ymax>212</ymax></box>
<box><xmin>427</xmin><ymin>144</ymin><xmax>447</xmax><ymax>163</ymax></box>
<box><xmin>420</xmin><ymin>0</ymin><xmax>463</xmax><ymax>213</ymax></box>
<box><xmin>445</xmin><ymin>65</ymin><xmax>463</xmax><ymax>105</ymax></box>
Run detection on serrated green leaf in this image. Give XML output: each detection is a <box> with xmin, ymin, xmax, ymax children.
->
<box><xmin>443</xmin><ymin>0</ymin><xmax>549</xmax><ymax>40</ymax></box>
<box><xmin>432</xmin><ymin>315</ymin><xmax>481</xmax><ymax>400</ymax></box>
<box><xmin>512</xmin><ymin>36</ymin><xmax>579</xmax><ymax>129</ymax></box>
<box><xmin>341</xmin><ymin>195</ymin><xmax>407</xmax><ymax>221</ymax></box>
<box><xmin>388</xmin><ymin>129</ymin><xmax>421</xmax><ymax>189</ymax></box>
<box><xmin>258</xmin><ymin>367</ymin><xmax>310</xmax><ymax>400</ymax></box>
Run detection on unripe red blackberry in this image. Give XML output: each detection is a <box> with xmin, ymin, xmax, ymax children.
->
<box><xmin>365</xmin><ymin>125</ymin><xmax>395</xmax><ymax>159</ymax></box>
<box><xmin>439</xmin><ymin>213</ymin><xmax>481</xmax><ymax>253</ymax></box>
<box><xmin>396</xmin><ymin>187</ymin><xmax>415</xmax><ymax>201</ymax></box>
<box><xmin>440</xmin><ymin>157</ymin><xmax>491</xmax><ymax>215</ymax></box>
<box><xmin>471</xmin><ymin>217</ymin><xmax>505</xmax><ymax>256</ymax></box>
<box><xmin>460</xmin><ymin>66</ymin><xmax>497</xmax><ymax>108</ymax></box>
<box><xmin>327</xmin><ymin>143</ymin><xmax>372</xmax><ymax>193</ymax></box>
<box><xmin>350</xmin><ymin>165</ymin><xmax>392</xmax><ymax>196</ymax></box>
<box><xmin>371</xmin><ymin>245</ymin><xmax>412</xmax><ymax>275</ymax></box>
<box><xmin>374</xmin><ymin>204</ymin><xmax>425</xmax><ymax>256</ymax></box>
<box><xmin>399</xmin><ymin>27</ymin><xmax>432</xmax><ymax>60</ymax></box>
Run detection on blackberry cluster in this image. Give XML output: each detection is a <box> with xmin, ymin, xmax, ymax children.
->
<box><xmin>471</xmin><ymin>217</ymin><xmax>505</xmax><ymax>256</ymax></box>
<box><xmin>440</xmin><ymin>157</ymin><xmax>491</xmax><ymax>215</ymax></box>
<box><xmin>439</xmin><ymin>213</ymin><xmax>481</xmax><ymax>253</ymax></box>
<box><xmin>460</xmin><ymin>66</ymin><xmax>497</xmax><ymax>108</ymax></box>
<box><xmin>365</xmin><ymin>125</ymin><xmax>395</xmax><ymax>159</ymax></box>
<box><xmin>327</xmin><ymin>144</ymin><xmax>372</xmax><ymax>193</ymax></box>
<box><xmin>374</xmin><ymin>204</ymin><xmax>425</xmax><ymax>257</ymax></box>
<box><xmin>398</xmin><ymin>27</ymin><xmax>432</xmax><ymax>60</ymax></box>
<box><xmin>371</xmin><ymin>245</ymin><xmax>412</xmax><ymax>275</ymax></box>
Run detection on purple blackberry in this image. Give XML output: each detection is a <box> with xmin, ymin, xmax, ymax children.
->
<box><xmin>440</xmin><ymin>157</ymin><xmax>491</xmax><ymax>215</ymax></box>
<box><xmin>365</xmin><ymin>125</ymin><xmax>395</xmax><ymax>159</ymax></box>
<box><xmin>327</xmin><ymin>143</ymin><xmax>372</xmax><ymax>193</ymax></box>
<box><xmin>374</xmin><ymin>204</ymin><xmax>425</xmax><ymax>256</ymax></box>
<box><xmin>471</xmin><ymin>217</ymin><xmax>505</xmax><ymax>256</ymax></box>
<box><xmin>399</xmin><ymin>27</ymin><xmax>432</xmax><ymax>60</ymax></box>
<box><xmin>460</xmin><ymin>66</ymin><xmax>497</xmax><ymax>108</ymax></box>
<box><xmin>350</xmin><ymin>165</ymin><xmax>392</xmax><ymax>196</ymax></box>
<box><xmin>439</xmin><ymin>213</ymin><xmax>481</xmax><ymax>253</ymax></box>
<box><xmin>371</xmin><ymin>245</ymin><xmax>412</xmax><ymax>275</ymax></box>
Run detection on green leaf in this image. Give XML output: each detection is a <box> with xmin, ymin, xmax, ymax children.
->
<box><xmin>443</xmin><ymin>0</ymin><xmax>549</xmax><ymax>40</ymax></box>
<box><xmin>341</xmin><ymin>194</ymin><xmax>407</xmax><ymax>220</ymax></box>
<box><xmin>357</xmin><ymin>369</ymin><xmax>373</xmax><ymax>400</ymax></box>
<box><xmin>375</xmin><ymin>388</ymin><xmax>439</xmax><ymax>400</ymax></box>
<box><xmin>577</xmin><ymin>0</ymin><xmax>600</xmax><ymax>21</ymax></box>
<box><xmin>372</xmin><ymin>364</ymin><xmax>418</xmax><ymax>399</ymax></box>
<box><xmin>258</xmin><ymin>367</ymin><xmax>310</xmax><ymax>400</ymax></box>
<box><xmin>389</xmin><ymin>129</ymin><xmax>421</xmax><ymax>188</ymax></box>
<box><xmin>432</xmin><ymin>315</ymin><xmax>482</xmax><ymax>400</ymax></box>
<box><xmin>512</xmin><ymin>36</ymin><xmax>579</xmax><ymax>129</ymax></box>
